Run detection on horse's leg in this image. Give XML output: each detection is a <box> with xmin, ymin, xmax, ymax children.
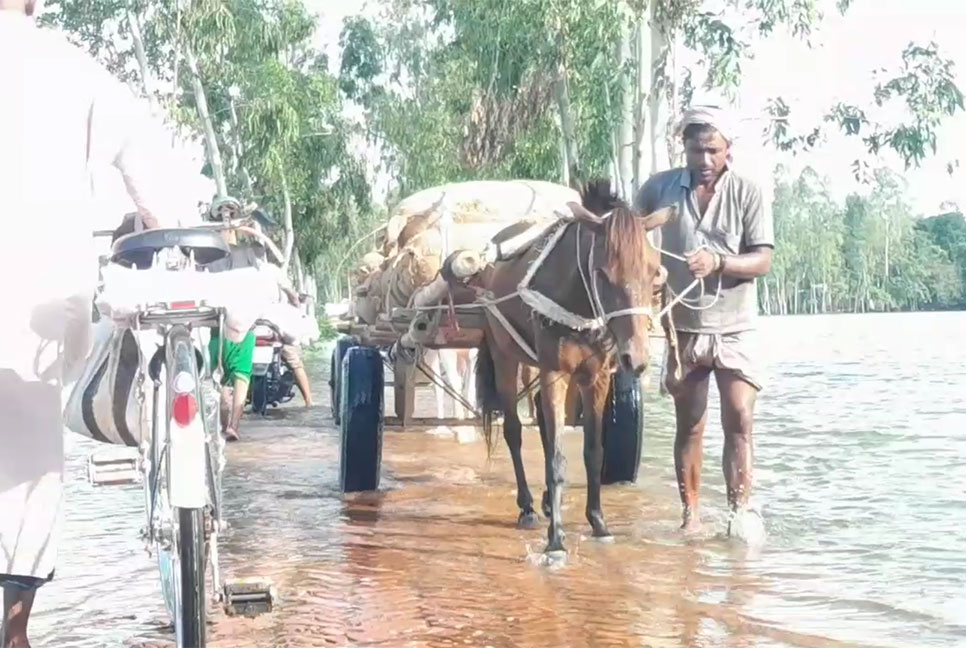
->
<box><xmin>519</xmin><ymin>366</ymin><xmax>535</xmax><ymax>419</ymax></box>
<box><xmin>539</xmin><ymin>371</ymin><xmax>568</xmax><ymax>553</ymax></box>
<box><xmin>493</xmin><ymin>351</ymin><xmax>539</xmax><ymax>529</ymax></box>
<box><xmin>581</xmin><ymin>372</ymin><xmax>613</xmax><ymax>538</ymax></box>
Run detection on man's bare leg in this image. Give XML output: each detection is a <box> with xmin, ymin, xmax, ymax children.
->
<box><xmin>219</xmin><ymin>385</ymin><xmax>233</xmax><ymax>439</ymax></box>
<box><xmin>223</xmin><ymin>378</ymin><xmax>248</xmax><ymax>441</ymax></box>
<box><xmin>716</xmin><ymin>370</ymin><xmax>757</xmax><ymax>512</ymax></box>
<box><xmin>282</xmin><ymin>345</ymin><xmax>313</xmax><ymax>407</ymax></box>
<box><xmin>672</xmin><ymin>368</ymin><xmax>712</xmax><ymax>532</ymax></box>
<box><xmin>292</xmin><ymin>367</ymin><xmax>313</xmax><ymax>407</ymax></box>
<box><xmin>3</xmin><ymin>586</ymin><xmax>35</xmax><ymax>648</ymax></box>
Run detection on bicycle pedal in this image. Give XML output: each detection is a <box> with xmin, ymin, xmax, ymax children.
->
<box><xmin>223</xmin><ymin>578</ymin><xmax>276</xmax><ymax>617</ymax></box>
<box><xmin>87</xmin><ymin>450</ymin><xmax>141</xmax><ymax>486</ymax></box>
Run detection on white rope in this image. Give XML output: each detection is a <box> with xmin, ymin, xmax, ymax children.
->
<box><xmin>485</xmin><ymin>302</ymin><xmax>538</xmax><ymax>362</ymax></box>
<box><xmin>395</xmin><ymin>215</ymin><xmax>723</xmax><ymax>363</ymax></box>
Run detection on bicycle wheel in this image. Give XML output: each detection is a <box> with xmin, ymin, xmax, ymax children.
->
<box><xmin>156</xmin><ymin>325</ymin><xmax>208</xmax><ymax>647</ymax></box>
<box><xmin>176</xmin><ymin>507</ymin><xmax>206</xmax><ymax>646</ymax></box>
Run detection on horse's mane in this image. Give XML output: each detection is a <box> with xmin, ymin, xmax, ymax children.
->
<box><xmin>578</xmin><ymin>179</ymin><xmax>651</xmax><ymax>279</ymax></box>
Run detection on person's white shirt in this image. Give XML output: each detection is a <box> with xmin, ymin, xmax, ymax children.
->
<box><xmin>0</xmin><ymin>10</ymin><xmax>199</xmax><ymax>380</ymax></box>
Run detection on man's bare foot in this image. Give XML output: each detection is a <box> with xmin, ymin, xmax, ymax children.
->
<box><xmin>6</xmin><ymin>638</ymin><xmax>32</xmax><ymax>648</ymax></box>
<box><xmin>680</xmin><ymin>508</ymin><xmax>702</xmax><ymax>534</ymax></box>
<box><xmin>224</xmin><ymin>427</ymin><xmax>239</xmax><ymax>442</ymax></box>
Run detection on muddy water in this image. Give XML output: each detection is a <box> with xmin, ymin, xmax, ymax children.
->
<box><xmin>27</xmin><ymin>312</ymin><xmax>966</xmax><ymax>647</ymax></box>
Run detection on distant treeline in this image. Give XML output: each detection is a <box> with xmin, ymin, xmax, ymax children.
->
<box><xmin>760</xmin><ymin>166</ymin><xmax>966</xmax><ymax>315</ymax></box>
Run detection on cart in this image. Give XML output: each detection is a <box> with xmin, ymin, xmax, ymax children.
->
<box><xmin>328</xmin><ymin>181</ymin><xmax>647</xmax><ymax>494</ymax></box>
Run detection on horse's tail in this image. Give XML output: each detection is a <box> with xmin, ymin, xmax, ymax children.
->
<box><xmin>475</xmin><ymin>337</ymin><xmax>502</xmax><ymax>456</ymax></box>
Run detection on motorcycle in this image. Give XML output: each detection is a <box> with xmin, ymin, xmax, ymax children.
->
<box><xmin>247</xmin><ymin>319</ymin><xmax>296</xmax><ymax>415</ymax></box>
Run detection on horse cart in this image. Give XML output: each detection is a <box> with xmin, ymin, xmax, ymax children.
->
<box><xmin>329</xmin><ymin>180</ymin><xmax>648</xmax><ymax>495</ymax></box>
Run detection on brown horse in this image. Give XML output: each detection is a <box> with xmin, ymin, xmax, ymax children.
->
<box><xmin>472</xmin><ymin>179</ymin><xmax>671</xmax><ymax>553</ymax></box>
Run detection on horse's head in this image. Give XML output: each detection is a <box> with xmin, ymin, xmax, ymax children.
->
<box><xmin>568</xmin><ymin>180</ymin><xmax>673</xmax><ymax>375</ymax></box>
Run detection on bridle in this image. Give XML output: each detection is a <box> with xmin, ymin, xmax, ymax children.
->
<box><xmin>574</xmin><ymin>216</ymin><xmax>723</xmax><ymax>336</ymax></box>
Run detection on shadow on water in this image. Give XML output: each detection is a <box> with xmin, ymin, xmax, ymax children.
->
<box><xmin>29</xmin><ymin>313</ymin><xmax>966</xmax><ymax>647</ymax></box>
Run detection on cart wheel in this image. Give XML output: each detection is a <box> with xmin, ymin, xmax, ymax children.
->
<box><xmin>601</xmin><ymin>368</ymin><xmax>644</xmax><ymax>485</ymax></box>
<box><xmin>330</xmin><ymin>336</ymin><xmax>357</xmax><ymax>425</ymax></box>
<box><xmin>340</xmin><ymin>346</ymin><xmax>384</xmax><ymax>493</ymax></box>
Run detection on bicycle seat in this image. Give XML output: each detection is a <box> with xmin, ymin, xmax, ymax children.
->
<box><xmin>111</xmin><ymin>228</ymin><xmax>230</xmax><ymax>268</ymax></box>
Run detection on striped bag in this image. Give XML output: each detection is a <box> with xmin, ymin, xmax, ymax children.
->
<box><xmin>63</xmin><ymin>319</ymin><xmax>153</xmax><ymax>447</ymax></box>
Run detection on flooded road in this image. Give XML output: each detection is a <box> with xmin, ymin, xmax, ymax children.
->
<box><xmin>28</xmin><ymin>312</ymin><xmax>966</xmax><ymax>647</ymax></box>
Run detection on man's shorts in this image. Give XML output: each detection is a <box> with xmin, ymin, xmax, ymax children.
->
<box><xmin>0</xmin><ymin>571</ymin><xmax>54</xmax><ymax>590</ymax></box>
<box><xmin>663</xmin><ymin>329</ymin><xmax>763</xmax><ymax>395</ymax></box>
<box><xmin>281</xmin><ymin>343</ymin><xmax>303</xmax><ymax>370</ymax></box>
<box><xmin>209</xmin><ymin>331</ymin><xmax>256</xmax><ymax>386</ymax></box>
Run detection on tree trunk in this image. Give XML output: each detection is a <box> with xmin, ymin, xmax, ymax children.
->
<box><xmin>646</xmin><ymin>4</ymin><xmax>668</xmax><ymax>178</ymax></box>
<box><xmin>185</xmin><ymin>46</ymin><xmax>228</xmax><ymax>198</ymax></box>
<box><xmin>292</xmin><ymin>247</ymin><xmax>306</xmax><ymax>293</ymax></box>
<box><xmin>558</xmin><ymin>134</ymin><xmax>570</xmax><ymax>187</ymax></box>
<box><xmin>126</xmin><ymin>8</ymin><xmax>154</xmax><ymax>108</ymax></box>
<box><xmin>666</xmin><ymin>34</ymin><xmax>682</xmax><ymax>168</ymax></box>
<box><xmin>761</xmin><ymin>277</ymin><xmax>772</xmax><ymax>315</ymax></box>
<box><xmin>280</xmin><ymin>168</ymin><xmax>295</xmax><ymax>272</ymax></box>
<box><xmin>553</xmin><ymin>61</ymin><xmax>579</xmax><ymax>184</ymax></box>
<box><xmin>227</xmin><ymin>95</ymin><xmax>255</xmax><ymax>196</ymax></box>
<box><xmin>552</xmin><ymin>21</ymin><xmax>579</xmax><ymax>185</ymax></box>
<box><xmin>617</xmin><ymin>30</ymin><xmax>634</xmax><ymax>201</ymax></box>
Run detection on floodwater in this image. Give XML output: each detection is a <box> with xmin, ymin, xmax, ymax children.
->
<box><xmin>27</xmin><ymin>312</ymin><xmax>966</xmax><ymax>647</ymax></box>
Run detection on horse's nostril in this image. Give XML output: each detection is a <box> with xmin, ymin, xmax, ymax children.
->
<box><xmin>620</xmin><ymin>353</ymin><xmax>633</xmax><ymax>369</ymax></box>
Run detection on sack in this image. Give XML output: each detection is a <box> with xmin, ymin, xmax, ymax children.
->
<box><xmin>63</xmin><ymin>319</ymin><xmax>153</xmax><ymax>447</ymax></box>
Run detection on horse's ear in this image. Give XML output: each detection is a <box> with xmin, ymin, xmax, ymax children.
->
<box><xmin>567</xmin><ymin>201</ymin><xmax>604</xmax><ymax>226</ymax></box>
<box><xmin>641</xmin><ymin>205</ymin><xmax>677</xmax><ymax>231</ymax></box>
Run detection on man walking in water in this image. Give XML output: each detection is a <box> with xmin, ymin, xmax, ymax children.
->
<box><xmin>1</xmin><ymin>1</ymin><xmax>196</xmax><ymax>645</ymax></box>
<box><xmin>635</xmin><ymin>106</ymin><xmax>774</xmax><ymax>539</ymax></box>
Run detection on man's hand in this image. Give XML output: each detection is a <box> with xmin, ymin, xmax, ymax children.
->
<box><xmin>685</xmin><ymin>248</ymin><xmax>721</xmax><ymax>279</ymax></box>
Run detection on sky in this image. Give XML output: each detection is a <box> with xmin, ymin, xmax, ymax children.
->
<box><xmin>306</xmin><ymin>0</ymin><xmax>966</xmax><ymax>216</ymax></box>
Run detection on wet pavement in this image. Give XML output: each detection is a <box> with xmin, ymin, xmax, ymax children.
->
<box><xmin>29</xmin><ymin>312</ymin><xmax>966</xmax><ymax>647</ymax></box>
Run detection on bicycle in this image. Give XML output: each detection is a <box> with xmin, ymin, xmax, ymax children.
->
<box><xmin>99</xmin><ymin>210</ymin><xmax>274</xmax><ymax>647</ymax></box>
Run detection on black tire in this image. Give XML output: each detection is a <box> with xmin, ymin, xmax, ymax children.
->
<box><xmin>164</xmin><ymin>326</ymin><xmax>208</xmax><ymax>647</ymax></box>
<box><xmin>339</xmin><ymin>346</ymin><xmax>384</xmax><ymax>493</ymax></box>
<box><xmin>251</xmin><ymin>375</ymin><xmax>268</xmax><ymax>416</ymax></box>
<box><xmin>176</xmin><ymin>506</ymin><xmax>206</xmax><ymax>647</ymax></box>
<box><xmin>330</xmin><ymin>336</ymin><xmax>357</xmax><ymax>425</ymax></box>
<box><xmin>601</xmin><ymin>368</ymin><xmax>644</xmax><ymax>485</ymax></box>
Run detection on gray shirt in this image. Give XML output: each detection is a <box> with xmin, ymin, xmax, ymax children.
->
<box><xmin>635</xmin><ymin>168</ymin><xmax>774</xmax><ymax>333</ymax></box>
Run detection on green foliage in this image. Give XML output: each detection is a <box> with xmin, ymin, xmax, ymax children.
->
<box><xmin>767</xmin><ymin>41</ymin><xmax>964</xmax><ymax>175</ymax></box>
<box><xmin>41</xmin><ymin>0</ymin><xmax>966</xmax><ymax>310</ymax></box>
<box><xmin>762</xmin><ymin>166</ymin><xmax>965</xmax><ymax>314</ymax></box>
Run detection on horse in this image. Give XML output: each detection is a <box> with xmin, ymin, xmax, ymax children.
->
<box><xmin>472</xmin><ymin>179</ymin><xmax>671</xmax><ymax>553</ymax></box>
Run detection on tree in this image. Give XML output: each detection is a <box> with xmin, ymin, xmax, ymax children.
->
<box><xmin>766</xmin><ymin>165</ymin><xmax>964</xmax><ymax>314</ymax></box>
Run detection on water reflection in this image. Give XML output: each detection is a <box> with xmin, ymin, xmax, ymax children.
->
<box><xmin>25</xmin><ymin>312</ymin><xmax>966</xmax><ymax>647</ymax></box>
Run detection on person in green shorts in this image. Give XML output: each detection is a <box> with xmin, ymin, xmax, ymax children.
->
<box><xmin>209</xmin><ymin>329</ymin><xmax>255</xmax><ymax>441</ymax></box>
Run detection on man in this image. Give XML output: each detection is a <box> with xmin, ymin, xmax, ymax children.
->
<box><xmin>0</xmin><ymin>2</ymin><xmax>195</xmax><ymax>645</ymax></box>
<box><xmin>205</xmin><ymin>200</ymin><xmax>314</xmax><ymax>442</ymax></box>
<box><xmin>635</xmin><ymin>106</ymin><xmax>774</xmax><ymax>538</ymax></box>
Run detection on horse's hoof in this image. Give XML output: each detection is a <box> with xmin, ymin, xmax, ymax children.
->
<box><xmin>591</xmin><ymin>532</ymin><xmax>615</xmax><ymax>544</ymax></box>
<box><xmin>543</xmin><ymin>545</ymin><xmax>567</xmax><ymax>558</ymax></box>
<box><xmin>517</xmin><ymin>511</ymin><xmax>541</xmax><ymax>530</ymax></box>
